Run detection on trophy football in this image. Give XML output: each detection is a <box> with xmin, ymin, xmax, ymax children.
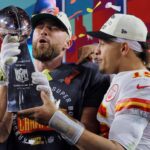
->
<box><xmin>0</xmin><ymin>6</ymin><xmax>42</xmax><ymax>111</ymax></box>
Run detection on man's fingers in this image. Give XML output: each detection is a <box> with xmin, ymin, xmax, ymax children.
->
<box><xmin>36</xmin><ymin>85</ymin><xmax>49</xmax><ymax>92</ymax></box>
<box><xmin>2</xmin><ymin>42</ymin><xmax>20</xmax><ymax>51</ymax></box>
<box><xmin>3</xmin><ymin>49</ymin><xmax>20</xmax><ymax>58</ymax></box>
<box><xmin>32</xmin><ymin>72</ymin><xmax>48</xmax><ymax>85</ymax></box>
<box><xmin>41</xmin><ymin>91</ymin><xmax>50</xmax><ymax>104</ymax></box>
<box><xmin>4</xmin><ymin>56</ymin><xmax>18</xmax><ymax>65</ymax></box>
<box><xmin>18</xmin><ymin>108</ymin><xmax>35</xmax><ymax>118</ymax></box>
<box><xmin>76</xmin><ymin>58</ymin><xmax>83</xmax><ymax>64</ymax></box>
<box><xmin>2</xmin><ymin>35</ymin><xmax>10</xmax><ymax>45</ymax></box>
<box><xmin>32</xmin><ymin>76</ymin><xmax>47</xmax><ymax>85</ymax></box>
<box><xmin>2</xmin><ymin>35</ymin><xmax>19</xmax><ymax>44</ymax></box>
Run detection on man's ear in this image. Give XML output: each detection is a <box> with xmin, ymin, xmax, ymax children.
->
<box><xmin>63</xmin><ymin>39</ymin><xmax>72</xmax><ymax>51</ymax></box>
<box><xmin>121</xmin><ymin>42</ymin><xmax>130</xmax><ymax>56</ymax></box>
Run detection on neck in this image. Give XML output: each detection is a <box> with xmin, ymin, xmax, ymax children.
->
<box><xmin>34</xmin><ymin>55</ymin><xmax>63</xmax><ymax>72</ymax></box>
<box><xmin>119</xmin><ymin>56</ymin><xmax>147</xmax><ymax>72</ymax></box>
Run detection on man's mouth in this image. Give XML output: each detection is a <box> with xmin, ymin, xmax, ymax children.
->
<box><xmin>95</xmin><ymin>59</ymin><xmax>101</xmax><ymax>63</ymax></box>
<box><xmin>39</xmin><ymin>38</ymin><xmax>48</xmax><ymax>43</ymax></box>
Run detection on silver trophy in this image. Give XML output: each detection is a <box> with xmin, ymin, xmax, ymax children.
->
<box><xmin>0</xmin><ymin>5</ymin><xmax>31</xmax><ymax>42</ymax></box>
<box><xmin>0</xmin><ymin>6</ymin><xmax>42</xmax><ymax>112</ymax></box>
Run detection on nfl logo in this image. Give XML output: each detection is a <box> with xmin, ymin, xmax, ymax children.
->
<box><xmin>15</xmin><ymin>68</ymin><xmax>29</xmax><ymax>83</ymax></box>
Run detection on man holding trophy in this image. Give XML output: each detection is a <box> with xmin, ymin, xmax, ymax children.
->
<box><xmin>0</xmin><ymin>4</ymin><xmax>110</xmax><ymax>150</ymax></box>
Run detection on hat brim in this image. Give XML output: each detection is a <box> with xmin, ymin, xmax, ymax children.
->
<box><xmin>87</xmin><ymin>31</ymin><xmax>116</xmax><ymax>40</ymax></box>
<box><xmin>87</xmin><ymin>31</ymin><xmax>150</xmax><ymax>50</ymax></box>
<box><xmin>31</xmin><ymin>13</ymin><xmax>67</xmax><ymax>31</ymax></box>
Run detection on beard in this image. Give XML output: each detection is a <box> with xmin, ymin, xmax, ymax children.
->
<box><xmin>32</xmin><ymin>41</ymin><xmax>60</xmax><ymax>62</ymax></box>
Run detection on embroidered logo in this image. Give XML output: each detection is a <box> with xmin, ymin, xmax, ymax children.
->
<box><xmin>136</xmin><ymin>84</ymin><xmax>150</xmax><ymax>89</ymax></box>
<box><xmin>121</xmin><ymin>29</ymin><xmax>127</xmax><ymax>34</ymax></box>
<box><xmin>106</xmin><ymin>84</ymin><xmax>119</xmax><ymax>102</ymax></box>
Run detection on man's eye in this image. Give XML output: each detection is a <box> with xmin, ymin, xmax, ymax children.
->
<box><xmin>100</xmin><ymin>41</ymin><xmax>105</xmax><ymax>46</ymax></box>
<box><xmin>36</xmin><ymin>24</ymin><xmax>43</xmax><ymax>29</ymax></box>
<box><xmin>48</xmin><ymin>26</ymin><xmax>59</xmax><ymax>30</ymax></box>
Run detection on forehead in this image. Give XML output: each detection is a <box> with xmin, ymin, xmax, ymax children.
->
<box><xmin>98</xmin><ymin>39</ymin><xmax>121</xmax><ymax>50</ymax></box>
<box><xmin>99</xmin><ymin>39</ymin><xmax>113</xmax><ymax>43</ymax></box>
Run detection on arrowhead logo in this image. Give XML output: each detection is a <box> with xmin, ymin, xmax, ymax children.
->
<box><xmin>136</xmin><ymin>84</ymin><xmax>150</xmax><ymax>89</ymax></box>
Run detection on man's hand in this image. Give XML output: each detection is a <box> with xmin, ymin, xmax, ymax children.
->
<box><xmin>0</xmin><ymin>35</ymin><xmax>20</xmax><ymax>84</ymax></box>
<box><xmin>18</xmin><ymin>91</ymin><xmax>57</xmax><ymax>125</ymax></box>
<box><xmin>32</xmin><ymin>72</ymin><xmax>57</xmax><ymax>103</ymax></box>
<box><xmin>19</xmin><ymin>91</ymin><xmax>85</xmax><ymax>145</ymax></box>
<box><xmin>77</xmin><ymin>44</ymin><xmax>97</xmax><ymax>64</ymax></box>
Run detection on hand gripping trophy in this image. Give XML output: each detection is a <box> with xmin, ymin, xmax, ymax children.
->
<box><xmin>0</xmin><ymin>6</ymin><xmax>43</xmax><ymax>111</ymax></box>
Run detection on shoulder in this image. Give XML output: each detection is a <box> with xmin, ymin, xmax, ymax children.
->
<box><xmin>115</xmin><ymin>70</ymin><xmax>150</xmax><ymax>118</ymax></box>
<box><xmin>81</xmin><ymin>62</ymin><xmax>100</xmax><ymax>71</ymax></box>
<box><xmin>113</xmin><ymin>70</ymin><xmax>150</xmax><ymax>87</ymax></box>
<box><xmin>65</xmin><ymin>62</ymin><xmax>99</xmax><ymax>75</ymax></box>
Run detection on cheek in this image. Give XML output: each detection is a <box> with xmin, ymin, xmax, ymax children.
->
<box><xmin>52</xmin><ymin>38</ymin><xmax>65</xmax><ymax>52</ymax></box>
<box><xmin>101</xmin><ymin>48</ymin><xmax>108</xmax><ymax>60</ymax></box>
<box><xmin>102</xmin><ymin>50</ymin><xmax>112</xmax><ymax>67</ymax></box>
<box><xmin>32</xmin><ymin>34</ymin><xmax>38</xmax><ymax>44</ymax></box>
<box><xmin>53</xmin><ymin>32</ymin><xmax>67</xmax><ymax>44</ymax></box>
<box><xmin>33</xmin><ymin>30</ymin><xmax>39</xmax><ymax>41</ymax></box>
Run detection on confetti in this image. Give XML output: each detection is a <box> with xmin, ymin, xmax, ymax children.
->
<box><xmin>69</xmin><ymin>10</ymin><xmax>82</xmax><ymax>19</ymax></box>
<box><xmin>71</xmin><ymin>35</ymin><xmax>77</xmax><ymax>41</ymax></box>
<box><xmin>87</xmin><ymin>1</ymin><xmax>101</xmax><ymax>13</ymax></box>
<box><xmin>87</xmin><ymin>8</ymin><xmax>93</xmax><ymax>13</ymax></box>
<box><xmin>105</xmin><ymin>2</ymin><xmax>121</xmax><ymax>12</ymax></box>
<box><xmin>78</xmin><ymin>34</ymin><xmax>86</xmax><ymax>38</ymax></box>
<box><xmin>70</xmin><ymin>0</ymin><xmax>76</xmax><ymax>4</ymax></box>
<box><xmin>71</xmin><ymin>34</ymin><xmax>94</xmax><ymax>41</ymax></box>
<box><xmin>94</xmin><ymin>1</ymin><xmax>101</xmax><ymax>9</ymax></box>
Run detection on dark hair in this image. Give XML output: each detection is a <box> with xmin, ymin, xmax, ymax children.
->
<box><xmin>134</xmin><ymin>51</ymin><xmax>146</xmax><ymax>62</ymax></box>
<box><xmin>134</xmin><ymin>42</ymin><xmax>150</xmax><ymax>69</ymax></box>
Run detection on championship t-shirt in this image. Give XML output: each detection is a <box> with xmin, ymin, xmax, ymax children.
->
<box><xmin>8</xmin><ymin>62</ymin><xmax>110</xmax><ymax>150</ymax></box>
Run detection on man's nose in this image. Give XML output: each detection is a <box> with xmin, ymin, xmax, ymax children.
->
<box><xmin>40</xmin><ymin>26</ymin><xmax>48</xmax><ymax>36</ymax></box>
<box><xmin>96</xmin><ymin>50</ymin><xmax>101</xmax><ymax>55</ymax></box>
<box><xmin>96</xmin><ymin>46</ymin><xmax>101</xmax><ymax>55</ymax></box>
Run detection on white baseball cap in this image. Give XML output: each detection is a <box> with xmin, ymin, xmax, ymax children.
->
<box><xmin>87</xmin><ymin>13</ymin><xmax>148</xmax><ymax>42</ymax></box>
<box><xmin>32</xmin><ymin>11</ymin><xmax>72</xmax><ymax>38</ymax></box>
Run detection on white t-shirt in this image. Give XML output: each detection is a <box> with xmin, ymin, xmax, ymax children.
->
<box><xmin>97</xmin><ymin>70</ymin><xmax>150</xmax><ymax>150</ymax></box>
